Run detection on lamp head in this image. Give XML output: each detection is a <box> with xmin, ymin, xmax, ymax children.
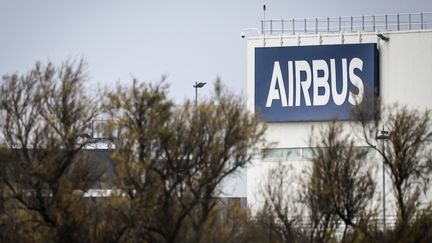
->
<box><xmin>377</xmin><ymin>33</ymin><xmax>390</xmax><ymax>42</ymax></box>
<box><xmin>193</xmin><ymin>82</ymin><xmax>206</xmax><ymax>88</ymax></box>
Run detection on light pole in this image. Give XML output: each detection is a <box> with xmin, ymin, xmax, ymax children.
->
<box><xmin>375</xmin><ymin>34</ymin><xmax>390</xmax><ymax>233</ymax></box>
<box><xmin>376</xmin><ymin>127</ymin><xmax>390</xmax><ymax>233</ymax></box>
<box><xmin>193</xmin><ymin>82</ymin><xmax>206</xmax><ymax>105</ymax></box>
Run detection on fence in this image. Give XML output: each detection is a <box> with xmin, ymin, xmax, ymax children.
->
<box><xmin>262</xmin><ymin>12</ymin><xmax>432</xmax><ymax>35</ymax></box>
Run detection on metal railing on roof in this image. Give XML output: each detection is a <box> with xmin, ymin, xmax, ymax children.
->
<box><xmin>261</xmin><ymin>12</ymin><xmax>432</xmax><ymax>35</ymax></box>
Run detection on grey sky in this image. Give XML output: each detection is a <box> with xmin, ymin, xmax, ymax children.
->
<box><xmin>1</xmin><ymin>0</ymin><xmax>431</xmax><ymax>102</ymax></box>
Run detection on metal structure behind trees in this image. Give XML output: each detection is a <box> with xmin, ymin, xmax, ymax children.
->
<box><xmin>261</xmin><ymin>12</ymin><xmax>432</xmax><ymax>35</ymax></box>
<box><xmin>76</xmin><ymin>120</ymin><xmax>118</xmax><ymax>149</ymax></box>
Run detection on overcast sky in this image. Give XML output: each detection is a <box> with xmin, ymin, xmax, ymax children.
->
<box><xmin>1</xmin><ymin>0</ymin><xmax>431</xmax><ymax>102</ymax></box>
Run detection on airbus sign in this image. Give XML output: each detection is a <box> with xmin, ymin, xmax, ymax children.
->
<box><xmin>255</xmin><ymin>43</ymin><xmax>379</xmax><ymax>122</ymax></box>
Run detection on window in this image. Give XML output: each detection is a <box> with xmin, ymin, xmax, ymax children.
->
<box><xmin>262</xmin><ymin>148</ymin><xmax>302</xmax><ymax>162</ymax></box>
<box><xmin>262</xmin><ymin>146</ymin><xmax>376</xmax><ymax>162</ymax></box>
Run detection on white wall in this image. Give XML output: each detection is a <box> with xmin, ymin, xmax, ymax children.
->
<box><xmin>246</xmin><ymin>30</ymin><xmax>432</xmax><ymax>212</ymax></box>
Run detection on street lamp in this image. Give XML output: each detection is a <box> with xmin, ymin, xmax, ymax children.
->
<box><xmin>376</xmin><ymin>126</ymin><xmax>390</xmax><ymax>233</ymax></box>
<box><xmin>193</xmin><ymin>82</ymin><xmax>206</xmax><ymax>105</ymax></box>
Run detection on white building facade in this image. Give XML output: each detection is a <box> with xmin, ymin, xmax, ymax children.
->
<box><xmin>245</xmin><ymin>13</ymin><xmax>432</xmax><ymax>220</ymax></box>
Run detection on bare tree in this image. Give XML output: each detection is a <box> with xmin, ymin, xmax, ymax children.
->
<box><xmin>355</xmin><ymin>103</ymin><xmax>432</xmax><ymax>235</ymax></box>
<box><xmin>259</xmin><ymin>163</ymin><xmax>305</xmax><ymax>243</ymax></box>
<box><xmin>302</xmin><ymin>121</ymin><xmax>376</xmax><ymax>243</ymax></box>
<box><xmin>0</xmin><ymin>60</ymin><xmax>103</xmax><ymax>242</ymax></box>
<box><xmin>105</xmin><ymin>79</ymin><xmax>266</xmax><ymax>243</ymax></box>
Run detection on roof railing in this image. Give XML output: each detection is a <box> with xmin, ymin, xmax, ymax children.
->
<box><xmin>261</xmin><ymin>12</ymin><xmax>432</xmax><ymax>35</ymax></box>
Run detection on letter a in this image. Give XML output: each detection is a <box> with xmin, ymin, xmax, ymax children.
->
<box><xmin>266</xmin><ymin>61</ymin><xmax>288</xmax><ymax>107</ymax></box>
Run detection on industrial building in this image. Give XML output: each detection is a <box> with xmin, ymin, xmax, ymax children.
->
<box><xmin>242</xmin><ymin>12</ymin><xmax>432</xmax><ymax>225</ymax></box>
